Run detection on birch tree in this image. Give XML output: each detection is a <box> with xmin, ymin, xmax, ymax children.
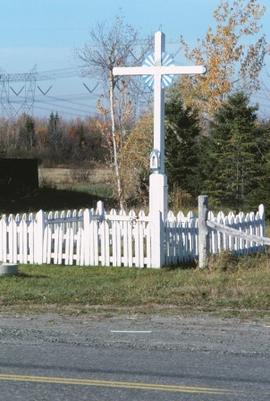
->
<box><xmin>78</xmin><ymin>16</ymin><xmax>151</xmax><ymax>208</ymax></box>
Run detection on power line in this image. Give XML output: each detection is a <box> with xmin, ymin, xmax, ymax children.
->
<box><xmin>41</xmin><ymin>94</ymin><xmax>99</xmax><ymax>110</ymax></box>
<box><xmin>35</xmin><ymin>99</ymin><xmax>96</xmax><ymax>114</ymax></box>
<box><xmin>33</xmin><ymin>105</ymin><xmax>92</xmax><ymax>119</ymax></box>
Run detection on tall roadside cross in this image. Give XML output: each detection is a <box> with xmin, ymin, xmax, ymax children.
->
<box><xmin>113</xmin><ymin>31</ymin><xmax>206</xmax><ymax>267</ymax></box>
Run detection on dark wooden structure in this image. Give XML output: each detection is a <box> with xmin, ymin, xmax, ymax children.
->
<box><xmin>0</xmin><ymin>158</ymin><xmax>39</xmax><ymax>194</ymax></box>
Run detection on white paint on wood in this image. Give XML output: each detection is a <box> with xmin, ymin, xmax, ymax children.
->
<box><xmin>0</xmin><ymin>202</ymin><xmax>266</xmax><ymax>268</ymax></box>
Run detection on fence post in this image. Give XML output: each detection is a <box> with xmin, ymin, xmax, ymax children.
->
<box><xmin>198</xmin><ymin>195</ymin><xmax>209</xmax><ymax>269</ymax></box>
<box><xmin>34</xmin><ymin>210</ymin><xmax>45</xmax><ymax>264</ymax></box>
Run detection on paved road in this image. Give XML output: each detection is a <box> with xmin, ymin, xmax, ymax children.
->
<box><xmin>0</xmin><ymin>313</ymin><xmax>269</xmax><ymax>400</ymax></box>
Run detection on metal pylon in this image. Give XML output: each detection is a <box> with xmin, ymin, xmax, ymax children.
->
<box><xmin>0</xmin><ymin>67</ymin><xmax>37</xmax><ymax>118</ymax></box>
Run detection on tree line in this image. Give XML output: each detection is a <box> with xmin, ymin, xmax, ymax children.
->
<box><xmin>2</xmin><ymin>91</ymin><xmax>270</xmax><ymax>212</ymax></box>
<box><xmin>0</xmin><ymin>112</ymin><xmax>109</xmax><ymax>166</ymax></box>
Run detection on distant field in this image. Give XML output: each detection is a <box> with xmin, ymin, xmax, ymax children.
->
<box><xmin>39</xmin><ymin>167</ymin><xmax>113</xmax><ymax>188</ymax></box>
<box><xmin>38</xmin><ymin>166</ymin><xmax>114</xmax><ymax>200</ymax></box>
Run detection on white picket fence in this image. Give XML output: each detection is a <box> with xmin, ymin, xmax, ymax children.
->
<box><xmin>164</xmin><ymin>204</ymin><xmax>265</xmax><ymax>265</ymax></box>
<box><xmin>207</xmin><ymin>205</ymin><xmax>265</xmax><ymax>255</ymax></box>
<box><xmin>0</xmin><ymin>202</ymin><xmax>266</xmax><ymax>268</ymax></box>
<box><xmin>165</xmin><ymin>210</ymin><xmax>198</xmax><ymax>264</ymax></box>
<box><xmin>0</xmin><ymin>203</ymin><xmax>151</xmax><ymax>268</ymax></box>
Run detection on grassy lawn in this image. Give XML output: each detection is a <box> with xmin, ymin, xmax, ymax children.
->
<box><xmin>0</xmin><ymin>252</ymin><xmax>269</xmax><ymax>318</ymax></box>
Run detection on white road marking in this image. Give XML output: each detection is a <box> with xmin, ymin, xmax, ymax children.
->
<box><xmin>110</xmin><ymin>330</ymin><xmax>152</xmax><ymax>334</ymax></box>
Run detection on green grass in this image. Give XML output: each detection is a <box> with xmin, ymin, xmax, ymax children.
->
<box><xmin>1</xmin><ymin>252</ymin><xmax>269</xmax><ymax>318</ymax></box>
<box><xmin>71</xmin><ymin>182</ymin><xmax>114</xmax><ymax>199</ymax></box>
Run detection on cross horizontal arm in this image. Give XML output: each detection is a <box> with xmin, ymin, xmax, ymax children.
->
<box><xmin>113</xmin><ymin>65</ymin><xmax>206</xmax><ymax>77</ymax></box>
<box><xmin>113</xmin><ymin>66</ymin><xmax>153</xmax><ymax>76</ymax></box>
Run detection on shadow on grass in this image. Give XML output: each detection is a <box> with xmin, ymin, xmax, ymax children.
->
<box><xmin>15</xmin><ymin>273</ymin><xmax>49</xmax><ymax>279</ymax></box>
<box><xmin>0</xmin><ymin>186</ymin><xmax>117</xmax><ymax>214</ymax></box>
<box><xmin>163</xmin><ymin>261</ymin><xmax>197</xmax><ymax>271</ymax></box>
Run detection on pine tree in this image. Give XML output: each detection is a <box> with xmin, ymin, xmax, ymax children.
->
<box><xmin>202</xmin><ymin>92</ymin><xmax>264</xmax><ymax>209</ymax></box>
<box><xmin>165</xmin><ymin>90</ymin><xmax>201</xmax><ymax>199</ymax></box>
<box><xmin>48</xmin><ymin>112</ymin><xmax>60</xmax><ymax>146</ymax></box>
<box><xmin>250</xmin><ymin>119</ymin><xmax>270</xmax><ymax>213</ymax></box>
<box><xmin>18</xmin><ymin>114</ymin><xmax>36</xmax><ymax>151</ymax></box>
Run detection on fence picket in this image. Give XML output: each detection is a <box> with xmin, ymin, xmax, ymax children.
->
<box><xmin>138</xmin><ymin>211</ymin><xmax>146</xmax><ymax>267</ymax></box>
<box><xmin>234</xmin><ymin>215</ymin><xmax>240</xmax><ymax>253</ymax></box>
<box><xmin>116</xmin><ymin>212</ymin><xmax>122</xmax><ymax>267</ymax></box>
<box><xmin>146</xmin><ymin>217</ymin><xmax>151</xmax><ymax>267</ymax></box>
<box><xmin>127</xmin><ymin>211</ymin><xmax>134</xmax><ymax>267</ymax></box>
<box><xmin>89</xmin><ymin>213</ymin><xmax>96</xmax><ymax>266</ymax></box>
<box><xmin>120</xmin><ymin>210</ymin><xmax>128</xmax><ymax>267</ymax></box>
<box><xmin>93</xmin><ymin>218</ymin><xmax>99</xmax><ymax>266</ymax></box>
<box><xmin>110</xmin><ymin>209</ymin><xmax>117</xmax><ymax>266</ymax></box>
<box><xmin>18</xmin><ymin>214</ymin><xmax>23</xmax><ymax>263</ymax></box>
<box><xmin>77</xmin><ymin>226</ymin><xmax>84</xmax><ymax>266</ymax></box>
<box><xmin>228</xmin><ymin>212</ymin><xmax>234</xmax><ymax>252</ymax></box>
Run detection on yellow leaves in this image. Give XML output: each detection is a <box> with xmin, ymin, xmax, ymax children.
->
<box><xmin>222</xmin><ymin>26</ymin><xmax>231</xmax><ymax>36</ymax></box>
<box><xmin>179</xmin><ymin>0</ymin><xmax>266</xmax><ymax>118</ymax></box>
<box><xmin>96</xmin><ymin>97</ymin><xmax>109</xmax><ymax>116</ymax></box>
<box><xmin>119</xmin><ymin>114</ymin><xmax>153</xmax><ymax>202</ymax></box>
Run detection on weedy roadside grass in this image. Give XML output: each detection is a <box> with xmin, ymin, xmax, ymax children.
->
<box><xmin>0</xmin><ymin>252</ymin><xmax>269</xmax><ymax>318</ymax></box>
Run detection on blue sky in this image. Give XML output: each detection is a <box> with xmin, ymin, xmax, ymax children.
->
<box><xmin>0</xmin><ymin>0</ymin><xmax>269</xmax><ymax>119</ymax></box>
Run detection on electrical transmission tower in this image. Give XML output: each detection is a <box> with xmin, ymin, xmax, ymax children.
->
<box><xmin>0</xmin><ymin>65</ymin><xmax>99</xmax><ymax>119</ymax></box>
<box><xmin>0</xmin><ymin>67</ymin><xmax>37</xmax><ymax>118</ymax></box>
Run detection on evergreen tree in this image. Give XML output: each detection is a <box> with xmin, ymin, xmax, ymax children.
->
<box><xmin>250</xmin><ymin>119</ymin><xmax>270</xmax><ymax>213</ymax></box>
<box><xmin>165</xmin><ymin>90</ymin><xmax>201</xmax><ymax>198</ymax></box>
<box><xmin>48</xmin><ymin>112</ymin><xmax>62</xmax><ymax>150</ymax></box>
<box><xmin>202</xmin><ymin>92</ymin><xmax>265</xmax><ymax>209</ymax></box>
<box><xmin>18</xmin><ymin>114</ymin><xmax>36</xmax><ymax>151</ymax></box>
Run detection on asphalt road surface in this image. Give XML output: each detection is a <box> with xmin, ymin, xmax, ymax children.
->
<box><xmin>0</xmin><ymin>312</ymin><xmax>269</xmax><ymax>401</ymax></box>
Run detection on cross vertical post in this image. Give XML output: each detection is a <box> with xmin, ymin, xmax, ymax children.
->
<box><xmin>150</xmin><ymin>31</ymin><xmax>167</xmax><ymax>267</ymax></box>
<box><xmin>153</xmin><ymin>31</ymin><xmax>165</xmax><ymax>174</ymax></box>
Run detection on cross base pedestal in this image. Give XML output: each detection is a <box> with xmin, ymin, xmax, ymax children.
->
<box><xmin>149</xmin><ymin>173</ymin><xmax>168</xmax><ymax>268</ymax></box>
<box><xmin>149</xmin><ymin>173</ymin><xmax>168</xmax><ymax>221</ymax></box>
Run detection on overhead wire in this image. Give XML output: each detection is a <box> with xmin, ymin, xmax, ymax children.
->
<box><xmin>35</xmin><ymin>99</ymin><xmax>96</xmax><ymax>114</ymax></box>
<box><xmin>33</xmin><ymin>104</ymin><xmax>92</xmax><ymax>119</ymax></box>
<box><xmin>42</xmin><ymin>94</ymin><xmax>101</xmax><ymax>109</ymax></box>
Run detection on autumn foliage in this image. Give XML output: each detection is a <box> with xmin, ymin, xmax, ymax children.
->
<box><xmin>179</xmin><ymin>0</ymin><xmax>267</xmax><ymax>117</ymax></box>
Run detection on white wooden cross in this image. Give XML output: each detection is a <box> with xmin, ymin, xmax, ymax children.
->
<box><xmin>113</xmin><ymin>31</ymin><xmax>206</xmax><ymax>175</ymax></box>
<box><xmin>113</xmin><ymin>31</ymin><xmax>206</xmax><ymax>267</ymax></box>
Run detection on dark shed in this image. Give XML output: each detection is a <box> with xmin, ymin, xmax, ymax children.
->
<box><xmin>0</xmin><ymin>158</ymin><xmax>39</xmax><ymax>194</ymax></box>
